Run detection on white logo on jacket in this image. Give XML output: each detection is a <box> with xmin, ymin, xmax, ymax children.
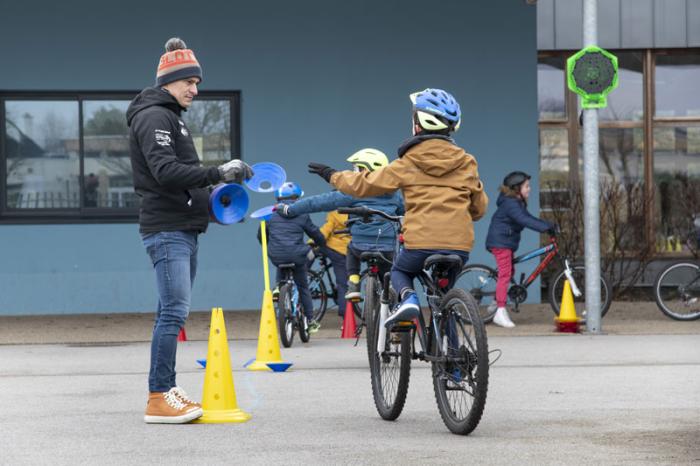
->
<box><xmin>178</xmin><ymin>120</ymin><xmax>189</xmax><ymax>136</ymax></box>
<box><xmin>155</xmin><ymin>129</ymin><xmax>171</xmax><ymax>146</ymax></box>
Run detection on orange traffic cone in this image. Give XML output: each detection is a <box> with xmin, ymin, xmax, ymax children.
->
<box><xmin>177</xmin><ymin>327</ymin><xmax>187</xmax><ymax>342</ymax></box>
<box><xmin>341</xmin><ymin>301</ymin><xmax>357</xmax><ymax>339</ymax></box>
<box><xmin>555</xmin><ymin>279</ymin><xmax>581</xmax><ymax>333</ymax></box>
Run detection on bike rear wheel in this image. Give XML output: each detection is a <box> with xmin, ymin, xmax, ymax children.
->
<box><xmin>368</xmin><ymin>299</ymin><xmax>411</xmax><ymax>421</ymax></box>
<box><xmin>455</xmin><ymin>264</ymin><xmax>498</xmax><ymax>323</ymax></box>
<box><xmin>432</xmin><ymin>288</ymin><xmax>489</xmax><ymax>435</ymax></box>
<box><xmin>548</xmin><ymin>264</ymin><xmax>612</xmax><ymax>317</ymax></box>
<box><xmin>277</xmin><ymin>284</ymin><xmax>295</xmax><ymax>348</ymax></box>
<box><xmin>653</xmin><ymin>261</ymin><xmax>700</xmax><ymax>321</ymax></box>
<box><xmin>309</xmin><ymin>270</ymin><xmax>328</xmax><ymax>322</ymax></box>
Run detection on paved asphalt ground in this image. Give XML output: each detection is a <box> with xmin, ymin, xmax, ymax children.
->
<box><xmin>1</xmin><ymin>303</ymin><xmax>699</xmax><ymax>465</ymax></box>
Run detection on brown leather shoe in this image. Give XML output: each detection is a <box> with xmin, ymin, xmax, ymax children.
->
<box><xmin>171</xmin><ymin>386</ymin><xmax>202</xmax><ymax>408</ymax></box>
<box><xmin>144</xmin><ymin>389</ymin><xmax>203</xmax><ymax>424</ymax></box>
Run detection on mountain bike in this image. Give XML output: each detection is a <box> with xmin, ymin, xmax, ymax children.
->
<box><xmin>337</xmin><ymin>207</ymin><xmax>396</xmax><ymax>343</ymax></box>
<box><xmin>275</xmin><ymin>264</ymin><xmax>310</xmax><ymax>347</ymax></box>
<box><xmin>653</xmin><ymin>260</ymin><xmax>700</xmax><ymax>321</ymax></box>
<box><xmin>455</xmin><ymin>235</ymin><xmax>612</xmax><ymax>323</ymax></box>
<box><xmin>343</xmin><ymin>207</ymin><xmax>489</xmax><ymax>436</ymax></box>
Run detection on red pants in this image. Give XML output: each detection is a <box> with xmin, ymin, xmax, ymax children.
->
<box><xmin>491</xmin><ymin>248</ymin><xmax>514</xmax><ymax>307</ymax></box>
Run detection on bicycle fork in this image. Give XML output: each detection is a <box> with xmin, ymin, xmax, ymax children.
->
<box><xmin>562</xmin><ymin>259</ymin><xmax>582</xmax><ymax>298</ymax></box>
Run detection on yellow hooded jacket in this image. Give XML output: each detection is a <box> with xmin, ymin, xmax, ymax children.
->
<box><xmin>330</xmin><ymin>138</ymin><xmax>488</xmax><ymax>252</ymax></box>
<box><xmin>318</xmin><ymin>210</ymin><xmax>350</xmax><ymax>255</ymax></box>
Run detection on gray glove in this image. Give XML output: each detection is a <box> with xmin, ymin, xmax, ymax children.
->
<box><xmin>275</xmin><ymin>203</ymin><xmax>294</xmax><ymax>218</ymax></box>
<box><xmin>218</xmin><ymin>159</ymin><xmax>254</xmax><ymax>183</ymax></box>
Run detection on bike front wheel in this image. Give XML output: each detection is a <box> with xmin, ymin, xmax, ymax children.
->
<box><xmin>277</xmin><ymin>284</ymin><xmax>295</xmax><ymax>348</ymax></box>
<box><xmin>368</xmin><ymin>300</ymin><xmax>411</xmax><ymax>421</ymax></box>
<box><xmin>432</xmin><ymin>288</ymin><xmax>489</xmax><ymax>436</ymax></box>
<box><xmin>548</xmin><ymin>264</ymin><xmax>612</xmax><ymax>318</ymax></box>
<box><xmin>455</xmin><ymin>264</ymin><xmax>498</xmax><ymax>323</ymax></box>
<box><xmin>653</xmin><ymin>261</ymin><xmax>700</xmax><ymax>321</ymax></box>
<box><xmin>308</xmin><ymin>270</ymin><xmax>328</xmax><ymax>323</ymax></box>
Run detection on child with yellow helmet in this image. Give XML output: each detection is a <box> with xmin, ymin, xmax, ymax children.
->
<box><xmin>277</xmin><ymin>148</ymin><xmax>404</xmax><ymax>315</ymax></box>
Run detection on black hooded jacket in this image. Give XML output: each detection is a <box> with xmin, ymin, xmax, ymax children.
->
<box><xmin>126</xmin><ymin>87</ymin><xmax>222</xmax><ymax>233</ymax></box>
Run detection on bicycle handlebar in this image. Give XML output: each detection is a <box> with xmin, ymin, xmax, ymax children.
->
<box><xmin>337</xmin><ymin>206</ymin><xmax>403</xmax><ymax>223</ymax></box>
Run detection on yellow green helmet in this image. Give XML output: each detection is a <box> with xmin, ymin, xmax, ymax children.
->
<box><xmin>346</xmin><ymin>148</ymin><xmax>389</xmax><ymax>172</ymax></box>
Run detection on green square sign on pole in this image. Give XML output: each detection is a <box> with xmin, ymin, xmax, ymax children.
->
<box><xmin>567</xmin><ymin>46</ymin><xmax>618</xmax><ymax>108</ymax></box>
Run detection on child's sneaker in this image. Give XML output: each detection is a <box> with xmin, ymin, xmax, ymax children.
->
<box><xmin>272</xmin><ymin>287</ymin><xmax>280</xmax><ymax>302</ymax></box>
<box><xmin>308</xmin><ymin>319</ymin><xmax>321</xmax><ymax>334</ymax></box>
<box><xmin>171</xmin><ymin>386</ymin><xmax>201</xmax><ymax>408</ymax></box>
<box><xmin>144</xmin><ymin>388</ymin><xmax>203</xmax><ymax>424</ymax></box>
<box><xmin>385</xmin><ymin>292</ymin><xmax>420</xmax><ymax>328</ymax></box>
<box><xmin>493</xmin><ymin>307</ymin><xmax>515</xmax><ymax>328</ymax></box>
<box><xmin>344</xmin><ymin>281</ymin><xmax>361</xmax><ymax>301</ymax></box>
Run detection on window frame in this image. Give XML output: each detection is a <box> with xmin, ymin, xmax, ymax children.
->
<box><xmin>0</xmin><ymin>90</ymin><xmax>241</xmax><ymax>224</ymax></box>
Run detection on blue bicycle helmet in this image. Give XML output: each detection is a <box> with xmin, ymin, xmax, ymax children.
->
<box><xmin>275</xmin><ymin>181</ymin><xmax>304</xmax><ymax>200</ymax></box>
<box><xmin>410</xmin><ymin>88</ymin><xmax>461</xmax><ymax>132</ymax></box>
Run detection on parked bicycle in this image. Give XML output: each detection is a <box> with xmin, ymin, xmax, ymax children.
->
<box><xmin>653</xmin><ymin>260</ymin><xmax>700</xmax><ymax>321</ymax></box>
<box><xmin>275</xmin><ymin>264</ymin><xmax>310</xmax><ymax>347</ymax></box>
<box><xmin>456</xmin><ymin>235</ymin><xmax>612</xmax><ymax>323</ymax></box>
<box><xmin>343</xmin><ymin>207</ymin><xmax>489</xmax><ymax>436</ymax></box>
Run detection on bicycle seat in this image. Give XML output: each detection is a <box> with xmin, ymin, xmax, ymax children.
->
<box><xmin>423</xmin><ymin>254</ymin><xmax>463</xmax><ymax>271</ymax></box>
<box><xmin>360</xmin><ymin>251</ymin><xmax>386</xmax><ymax>262</ymax></box>
<box><xmin>278</xmin><ymin>263</ymin><xmax>296</xmax><ymax>270</ymax></box>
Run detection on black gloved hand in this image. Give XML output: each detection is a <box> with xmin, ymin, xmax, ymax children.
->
<box><xmin>274</xmin><ymin>203</ymin><xmax>293</xmax><ymax>218</ymax></box>
<box><xmin>308</xmin><ymin>162</ymin><xmax>337</xmax><ymax>183</ymax></box>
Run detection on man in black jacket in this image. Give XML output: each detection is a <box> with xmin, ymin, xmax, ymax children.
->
<box><xmin>127</xmin><ymin>37</ymin><xmax>252</xmax><ymax>424</ymax></box>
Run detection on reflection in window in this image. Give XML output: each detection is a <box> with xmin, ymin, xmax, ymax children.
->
<box><xmin>4</xmin><ymin>101</ymin><xmax>80</xmax><ymax>209</ymax></box>
<box><xmin>655</xmin><ymin>53</ymin><xmax>700</xmax><ymax>118</ymax></box>
<box><xmin>537</xmin><ymin>57</ymin><xmax>566</xmax><ymax>120</ymax></box>
<box><xmin>83</xmin><ymin>101</ymin><xmax>137</xmax><ymax>208</ymax></box>
<box><xmin>653</xmin><ymin>125</ymin><xmax>700</xmax><ymax>250</ymax></box>
<box><xmin>182</xmin><ymin>100</ymin><xmax>231</xmax><ymax>165</ymax></box>
<box><xmin>599</xmin><ymin>52</ymin><xmax>643</xmax><ymax>121</ymax></box>
<box><xmin>598</xmin><ymin>128</ymin><xmax>644</xmax><ymax>183</ymax></box>
<box><xmin>539</xmin><ymin>128</ymin><xmax>569</xmax><ymax>211</ymax></box>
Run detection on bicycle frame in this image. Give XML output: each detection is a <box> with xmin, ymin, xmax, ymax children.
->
<box><xmin>508</xmin><ymin>237</ymin><xmax>582</xmax><ymax>298</ymax></box>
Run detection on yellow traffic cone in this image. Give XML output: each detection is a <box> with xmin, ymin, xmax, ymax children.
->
<box><xmin>192</xmin><ymin>307</ymin><xmax>251</xmax><ymax>423</ymax></box>
<box><xmin>246</xmin><ymin>219</ymin><xmax>291</xmax><ymax>372</ymax></box>
<box><xmin>245</xmin><ymin>289</ymin><xmax>291</xmax><ymax>371</ymax></box>
<box><xmin>554</xmin><ymin>279</ymin><xmax>581</xmax><ymax>333</ymax></box>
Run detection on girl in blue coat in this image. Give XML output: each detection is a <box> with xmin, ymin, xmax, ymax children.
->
<box><xmin>485</xmin><ymin>171</ymin><xmax>555</xmax><ymax>328</ymax></box>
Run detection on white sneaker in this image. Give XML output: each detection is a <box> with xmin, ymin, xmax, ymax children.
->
<box><xmin>492</xmin><ymin>307</ymin><xmax>515</xmax><ymax>328</ymax></box>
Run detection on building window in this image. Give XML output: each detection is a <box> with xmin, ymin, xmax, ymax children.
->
<box><xmin>1</xmin><ymin>92</ymin><xmax>240</xmax><ymax>223</ymax></box>
<box><xmin>538</xmin><ymin>49</ymin><xmax>700</xmax><ymax>256</ymax></box>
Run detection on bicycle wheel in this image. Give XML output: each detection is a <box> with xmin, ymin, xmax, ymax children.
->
<box><xmin>548</xmin><ymin>264</ymin><xmax>612</xmax><ymax>317</ymax></box>
<box><xmin>308</xmin><ymin>270</ymin><xmax>328</xmax><ymax>322</ymax></box>
<box><xmin>431</xmin><ymin>288</ymin><xmax>489</xmax><ymax>436</ymax></box>
<box><xmin>368</xmin><ymin>299</ymin><xmax>411</xmax><ymax>421</ymax></box>
<box><xmin>653</xmin><ymin>261</ymin><xmax>700</xmax><ymax>321</ymax></box>
<box><xmin>454</xmin><ymin>264</ymin><xmax>498</xmax><ymax>323</ymax></box>
<box><xmin>363</xmin><ymin>275</ymin><xmax>381</xmax><ymax>358</ymax></box>
<box><xmin>298</xmin><ymin>313</ymin><xmax>311</xmax><ymax>342</ymax></box>
<box><xmin>277</xmin><ymin>284</ymin><xmax>295</xmax><ymax>348</ymax></box>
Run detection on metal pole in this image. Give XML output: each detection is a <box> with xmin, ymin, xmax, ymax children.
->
<box><xmin>583</xmin><ymin>0</ymin><xmax>602</xmax><ymax>333</ymax></box>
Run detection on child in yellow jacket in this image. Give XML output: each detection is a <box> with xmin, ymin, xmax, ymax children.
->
<box><xmin>307</xmin><ymin>88</ymin><xmax>488</xmax><ymax>326</ymax></box>
<box><xmin>311</xmin><ymin>210</ymin><xmax>350</xmax><ymax>315</ymax></box>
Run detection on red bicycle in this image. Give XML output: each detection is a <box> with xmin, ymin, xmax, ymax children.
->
<box><xmin>455</xmin><ymin>235</ymin><xmax>612</xmax><ymax>323</ymax></box>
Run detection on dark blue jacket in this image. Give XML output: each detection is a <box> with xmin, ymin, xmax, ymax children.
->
<box><xmin>485</xmin><ymin>193</ymin><xmax>553</xmax><ymax>252</ymax></box>
<box><xmin>287</xmin><ymin>190</ymin><xmax>404</xmax><ymax>251</ymax></box>
<box><xmin>258</xmin><ymin>200</ymin><xmax>326</xmax><ymax>260</ymax></box>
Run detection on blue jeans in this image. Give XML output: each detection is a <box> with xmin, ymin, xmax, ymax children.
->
<box><xmin>142</xmin><ymin>231</ymin><xmax>198</xmax><ymax>393</ymax></box>
<box><xmin>391</xmin><ymin>249</ymin><xmax>470</xmax><ymax>299</ymax></box>
<box><xmin>318</xmin><ymin>246</ymin><xmax>347</xmax><ymax>316</ymax></box>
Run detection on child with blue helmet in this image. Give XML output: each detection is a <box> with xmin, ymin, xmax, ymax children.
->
<box><xmin>307</xmin><ymin>89</ymin><xmax>488</xmax><ymax>328</ymax></box>
<box><xmin>276</xmin><ymin>149</ymin><xmax>404</xmax><ymax>305</ymax></box>
<box><xmin>258</xmin><ymin>181</ymin><xmax>326</xmax><ymax>333</ymax></box>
